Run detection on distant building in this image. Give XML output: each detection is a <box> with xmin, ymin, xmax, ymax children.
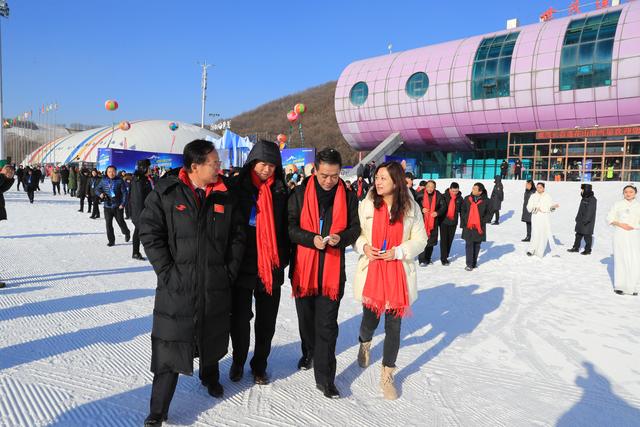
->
<box><xmin>335</xmin><ymin>1</ymin><xmax>640</xmax><ymax>181</ymax></box>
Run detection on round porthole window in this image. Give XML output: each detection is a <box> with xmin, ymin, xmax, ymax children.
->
<box><xmin>349</xmin><ymin>81</ymin><xmax>369</xmax><ymax>106</ymax></box>
<box><xmin>405</xmin><ymin>72</ymin><xmax>429</xmax><ymax>99</ymax></box>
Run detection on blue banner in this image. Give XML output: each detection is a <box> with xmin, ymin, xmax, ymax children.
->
<box><xmin>281</xmin><ymin>148</ymin><xmax>315</xmax><ymax>172</ymax></box>
<box><xmin>97</xmin><ymin>148</ymin><xmax>183</xmax><ymax>173</ymax></box>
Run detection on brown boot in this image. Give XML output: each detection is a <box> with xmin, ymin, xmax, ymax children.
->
<box><xmin>380</xmin><ymin>365</ymin><xmax>398</xmax><ymax>400</ymax></box>
<box><xmin>357</xmin><ymin>341</ymin><xmax>371</xmax><ymax>368</ymax></box>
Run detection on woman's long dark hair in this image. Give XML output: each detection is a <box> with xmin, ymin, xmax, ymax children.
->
<box><xmin>526</xmin><ymin>179</ymin><xmax>536</xmax><ymax>193</ymax></box>
<box><xmin>372</xmin><ymin>161</ymin><xmax>412</xmax><ymax>224</ymax></box>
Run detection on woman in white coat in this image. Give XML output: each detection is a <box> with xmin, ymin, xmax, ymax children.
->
<box><xmin>607</xmin><ymin>184</ymin><xmax>640</xmax><ymax>296</ymax></box>
<box><xmin>526</xmin><ymin>182</ymin><xmax>559</xmax><ymax>257</ymax></box>
<box><xmin>353</xmin><ymin>161</ymin><xmax>427</xmax><ymax>400</ymax></box>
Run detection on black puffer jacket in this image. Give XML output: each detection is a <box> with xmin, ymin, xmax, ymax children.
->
<box><xmin>0</xmin><ymin>173</ymin><xmax>15</xmax><ymax>221</ymax></box>
<box><xmin>460</xmin><ymin>193</ymin><xmax>493</xmax><ymax>242</ymax></box>
<box><xmin>231</xmin><ymin>140</ymin><xmax>290</xmax><ymax>291</ymax></box>
<box><xmin>129</xmin><ymin>171</ymin><xmax>155</xmax><ymax>227</ymax></box>
<box><xmin>521</xmin><ymin>183</ymin><xmax>536</xmax><ymax>223</ymax></box>
<box><xmin>490</xmin><ymin>176</ymin><xmax>504</xmax><ymax>211</ymax></box>
<box><xmin>575</xmin><ymin>184</ymin><xmax>597</xmax><ymax>235</ymax></box>
<box><xmin>288</xmin><ymin>176</ymin><xmax>360</xmax><ymax>296</ymax></box>
<box><xmin>139</xmin><ymin>170</ymin><xmax>246</xmax><ymax>375</ymax></box>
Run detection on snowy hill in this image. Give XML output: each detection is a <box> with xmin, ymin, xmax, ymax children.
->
<box><xmin>0</xmin><ymin>179</ymin><xmax>639</xmax><ymax>426</ymax></box>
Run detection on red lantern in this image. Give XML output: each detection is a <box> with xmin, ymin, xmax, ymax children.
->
<box><xmin>287</xmin><ymin>110</ymin><xmax>299</xmax><ymax>123</ymax></box>
<box><xmin>118</xmin><ymin>121</ymin><xmax>131</xmax><ymax>131</ymax></box>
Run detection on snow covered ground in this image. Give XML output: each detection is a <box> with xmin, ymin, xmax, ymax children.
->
<box><xmin>1</xmin><ymin>178</ymin><xmax>639</xmax><ymax>427</ymax></box>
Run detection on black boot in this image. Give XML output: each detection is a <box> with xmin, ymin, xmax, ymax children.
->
<box><xmin>521</xmin><ymin>237</ymin><xmax>531</xmax><ymax>242</ymax></box>
<box><xmin>205</xmin><ymin>381</ymin><xmax>223</xmax><ymax>398</ymax></box>
<box><xmin>316</xmin><ymin>383</ymin><xmax>340</xmax><ymax>399</ymax></box>
<box><xmin>297</xmin><ymin>355</ymin><xmax>313</xmax><ymax>370</ymax></box>
<box><xmin>143</xmin><ymin>414</ymin><xmax>167</xmax><ymax>426</ymax></box>
<box><xmin>125</xmin><ymin>232</ymin><xmax>131</xmax><ymax>243</ymax></box>
<box><xmin>132</xmin><ymin>253</ymin><xmax>146</xmax><ymax>261</ymax></box>
<box><xmin>253</xmin><ymin>371</ymin><xmax>269</xmax><ymax>385</ymax></box>
<box><xmin>229</xmin><ymin>362</ymin><xmax>243</xmax><ymax>382</ymax></box>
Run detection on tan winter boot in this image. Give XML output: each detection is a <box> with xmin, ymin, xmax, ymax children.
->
<box><xmin>357</xmin><ymin>341</ymin><xmax>371</xmax><ymax>368</ymax></box>
<box><xmin>380</xmin><ymin>365</ymin><xmax>398</xmax><ymax>400</ymax></box>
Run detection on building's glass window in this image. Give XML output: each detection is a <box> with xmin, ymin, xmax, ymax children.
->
<box><xmin>405</xmin><ymin>72</ymin><xmax>429</xmax><ymax>99</ymax></box>
<box><xmin>471</xmin><ymin>32</ymin><xmax>519</xmax><ymax>100</ymax></box>
<box><xmin>349</xmin><ymin>81</ymin><xmax>368</xmax><ymax>106</ymax></box>
<box><xmin>560</xmin><ymin>10</ymin><xmax>621</xmax><ymax>91</ymax></box>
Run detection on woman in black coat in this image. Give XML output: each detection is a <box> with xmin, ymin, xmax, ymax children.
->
<box><xmin>490</xmin><ymin>175</ymin><xmax>504</xmax><ymax>224</ymax></box>
<box><xmin>460</xmin><ymin>182</ymin><xmax>493</xmax><ymax>271</ymax></box>
<box><xmin>23</xmin><ymin>168</ymin><xmax>38</xmax><ymax>204</ymax></box>
<box><xmin>568</xmin><ymin>184</ymin><xmax>597</xmax><ymax>255</ymax></box>
<box><xmin>77</xmin><ymin>168</ymin><xmax>90</xmax><ymax>212</ymax></box>
<box><xmin>521</xmin><ymin>180</ymin><xmax>536</xmax><ymax>241</ymax></box>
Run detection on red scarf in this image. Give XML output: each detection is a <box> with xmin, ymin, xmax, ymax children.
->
<box><xmin>466</xmin><ymin>196</ymin><xmax>483</xmax><ymax>235</ymax></box>
<box><xmin>446</xmin><ymin>190</ymin><xmax>458</xmax><ymax>221</ymax></box>
<box><xmin>362</xmin><ymin>202</ymin><xmax>409</xmax><ymax>318</ymax></box>
<box><xmin>292</xmin><ymin>178</ymin><xmax>347</xmax><ymax>301</ymax></box>
<box><xmin>251</xmin><ymin>170</ymin><xmax>280</xmax><ymax>294</ymax></box>
<box><xmin>422</xmin><ymin>191</ymin><xmax>437</xmax><ymax>237</ymax></box>
<box><xmin>178</xmin><ymin>168</ymin><xmax>227</xmax><ymax>205</ymax></box>
<box><xmin>357</xmin><ymin>181</ymin><xmax>363</xmax><ymax>198</ymax></box>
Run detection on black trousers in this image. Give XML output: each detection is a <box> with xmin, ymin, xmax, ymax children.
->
<box><xmin>525</xmin><ymin>221</ymin><xmax>532</xmax><ymax>239</ymax></box>
<box><xmin>125</xmin><ymin>202</ymin><xmax>131</xmax><ymax>219</ymax></box>
<box><xmin>493</xmin><ymin>210</ymin><xmax>500</xmax><ymax>223</ymax></box>
<box><xmin>465</xmin><ymin>240</ymin><xmax>481</xmax><ymax>268</ymax></box>
<box><xmin>439</xmin><ymin>223</ymin><xmax>456</xmax><ymax>262</ymax></box>
<box><xmin>230</xmin><ymin>283</ymin><xmax>281</xmax><ymax>374</ymax></box>
<box><xmin>89</xmin><ymin>196</ymin><xmax>99</xmax><ymax>217</ymax></box>
<box><xmin>104</xmin><ymin>207</ymin><xmax>130</xmax><ymax>244</ymax></box>
<box><xmin>52</xmin><ymin>182</ymin><xmax>61</xmax><ymax>195</ymax></box>
<box><xmin>359</xmin><ymin>306</ymin><xmax>402</xmax><ymax>368</ymax></box>
<box><xmin>16</xmin><ymin>180</ymin><xmax>21</xmax><ymax>191</ymax></box>
<box><xmin>79</xmin><ymin>196</ymin><xmax>86</xmax><ymax>212</ymax></box>
<box><xmin>419</xmin><ymin>246</ymin><xmax>434</xmax><ymax>263</ymax></box>
<box><xmin>132</xmin><ymin>227</ymin><xmax>141</xmax><ymax>254</ymax></box>
<box><xmin>62</xmin><ymin>182</ymin><xmax>68</xmax><ymax>193</ymax></box>
<box><xmin>514</xmin><ymin>170</ymin><xmax>521</xmax><ymax>180</ymax></box>
<box><xmin>149</xmin><ymin>371</ymin><xmax>179</xmax><ymax>418</ymax></box>
<box><xmin>501</xmin><ymin>171</ymin><xmax>507</xmax><ymax>179</ymax></box>
<box><xmin>573</xmin><ymin>233</ymin><xmax>593</xmax><ymax>251</ymax></box>
<box><xmin>295</xmin><ymin>294</ymin><xmax>341</xmax><ymax>386</ymax></box>
<box><xmin>27</xmin><ymin>190</ymin><xmax>34</xmax><ymax>203</ymax></box>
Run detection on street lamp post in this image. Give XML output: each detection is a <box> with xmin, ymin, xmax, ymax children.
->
<box><xmin>0</xmin><ymin>1</ymin><xmax>9</xmax><ymax>165</ymax></box>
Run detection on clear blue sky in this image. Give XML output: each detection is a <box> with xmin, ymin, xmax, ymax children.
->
<box><xmin>3</xmin><ymin>0</ymin><xmax>561</xmax><ymax>126</ymax></box>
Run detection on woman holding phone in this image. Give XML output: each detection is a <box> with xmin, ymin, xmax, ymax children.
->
<box><xmin>352</xmin><ymin>161</ymin><xmax>427</xmax><ymax>400</ymax></box>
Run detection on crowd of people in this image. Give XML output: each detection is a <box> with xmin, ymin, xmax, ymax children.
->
<box><xmin>1</xmin><ymin>141</ymin><xmax>638</xmax><ymax>425</ymax></box>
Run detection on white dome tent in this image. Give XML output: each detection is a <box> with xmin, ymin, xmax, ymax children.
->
<box><xmin>22</xmin><ymin>120</ymin><xmax>221</xmax><ymax>166</ymax></box>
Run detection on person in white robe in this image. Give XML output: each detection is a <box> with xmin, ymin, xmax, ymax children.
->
<box><xmin>526</xmin><ymin>182</ymin><xmax>559</xmax><ymax>257</ymax></box>
<box><xmin>607</xmin><ymin>184</ymin><xmax>640</xmax><ymax>296</ymax></box>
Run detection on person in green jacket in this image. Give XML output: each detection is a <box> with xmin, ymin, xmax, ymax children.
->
<box><xmin>68</xmin><ymin>166</ymin><xmax>78</xmax><ymax>197</ymax></box>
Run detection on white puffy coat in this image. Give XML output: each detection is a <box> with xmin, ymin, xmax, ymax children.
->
<box><xmin>353</xmin><ymin>192</ymin><xmax>428</xmax><ymax>305</ymax></box>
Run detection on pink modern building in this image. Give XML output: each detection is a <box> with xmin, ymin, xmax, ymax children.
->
<box><xmin>335</xmin><ymin>1</ymin><xmax>640</xmax><ymax>181</ymax></box>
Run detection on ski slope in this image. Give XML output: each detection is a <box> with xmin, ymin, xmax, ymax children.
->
<box><xmin>1</xmin><ymin>179</ymin><xmax>639</xmax><ymax>427</ymax></box>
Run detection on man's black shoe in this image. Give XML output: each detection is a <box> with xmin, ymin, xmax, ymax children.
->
<box><xmin>253</xmin><ymin>371</ymin><xmax>269</xmax><ymax>385</ymax></box>
<box><xmin>206</xmin><ymin>382</ymin><xmax>224</xmax><ymax>398</ymax></box>
<box><xmin>125</xmin><ymin>233</ymin><xmax>131</xmax><ymax>243</ymax></box>
<box><xmin>521</xmin><ymin>237</ymin><xmax>531</xmax><ymax>242</ymax></box>
<box><xmin>441</xmin><ymin>260</ymin><xmax>450</xmax><ymax>266</ymax></box>
<box><xmin>107</xmin><ymin>242</ymin><xmax>115</xmax><ymax>247</ymax></box>
<box><xmin>316</xmin><ymin>383</ymin><xmax>340</xmax><ymax>399</ymax></box>
<box><xmin>581</xmin><ymin>250</ymin><xmax>591</xmax><ymax>255</ymax></box>
<box><xmin>132</xmin><ymin>253</ymin><xmax>146</xmax><ymax>261</ymax></box>
<box><xmin>0</xmin><ymin>282</ymin><xmax>6</xmax><ymax>289</ymax></box>
<box><xmin>567</xmin><ymin>248</ymin><xmax>579</xmax><ymax>253</ymax></box>
<box><xmin>229</xmin><ymin>363</ymin><xmax>243</xmax><ymax>382</ymax></box>
<box><xmin>143</xmin><ymin>414</ymin><xmax>167</xmax><ymax>426</ymax></box>
<box><xmin>297</xmin><ymin>356</ymin><xmax>313</xmax><ymax>370</ymax></box>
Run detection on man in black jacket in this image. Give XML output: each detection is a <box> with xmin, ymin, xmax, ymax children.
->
<box><xmin>229</xmin><ymin>140</ymin><xmax>290</xmax><ymax>386</ymax></box>
<box><xmin>0</xmin><ymin>165</ymin><xmax>15</xmax><ymax>288</ymax></box>
<box><xmin>129</xmin><ymin>159</ymin><xmax>155</xmax><ymax>260</ymax></box>
<box><xmin>568</xmin><ymin>184</ymin><xmax>597</xmax><ymax>255</ymax></box>
<box><xmin>418</xmin><ymin>180</ymin><xmax>445</xmax><ymax>266</ymax></box>
<box><xmin>439</xmin><ymin>182</ymin><xmax>462</xmax><ymax>265</ymax></box>
<box><xmin>288</xmin><ymin>148</ymin><xmax>360</xmax><ymax>399</ymax></box>
<box><xmin>15</xmin><ymin>165</ymin><xmax>23</xmax><ymax>191</ymax></box>
<box><xmin>139</xmin><ymin>140</ymin><xmax>246</xmax><ymax>426</ymax></box>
